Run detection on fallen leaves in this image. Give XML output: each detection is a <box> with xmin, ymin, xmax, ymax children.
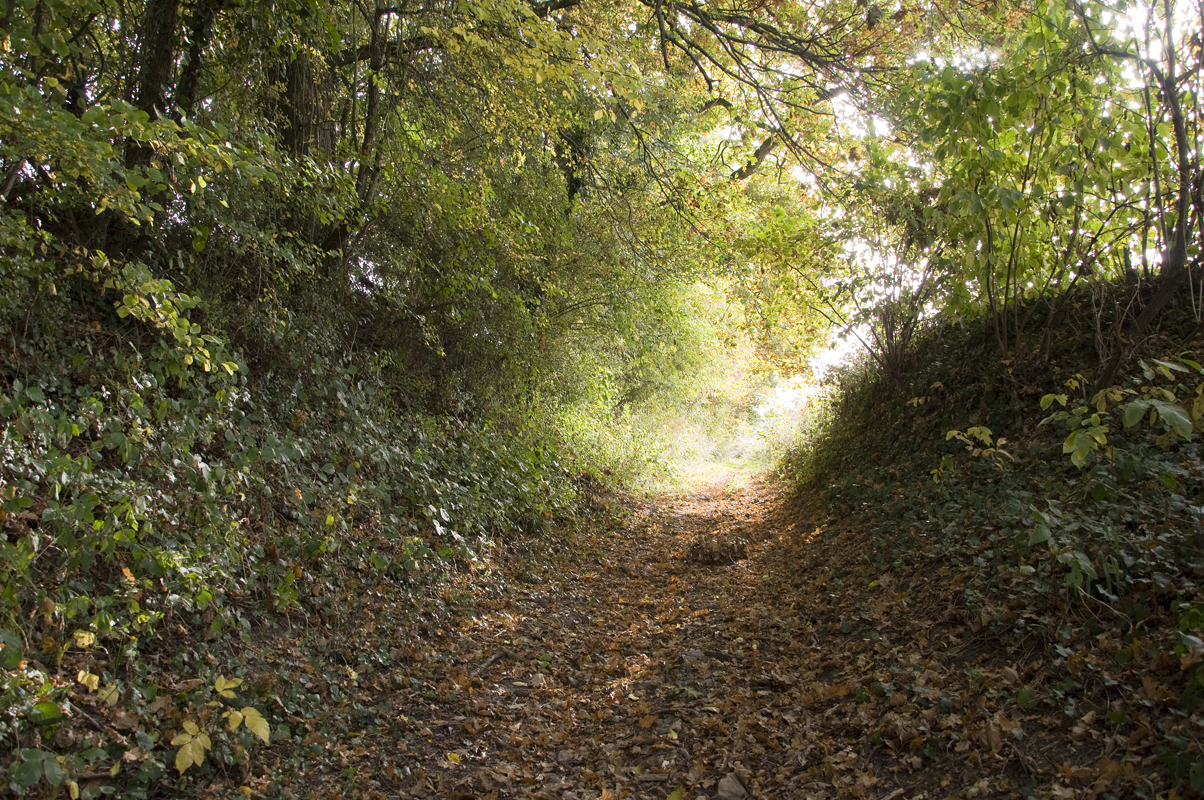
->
<box><xmin>30</xmin><ymin>472</ymin><xmax>1188</xmax><ymax>799</ymax></box>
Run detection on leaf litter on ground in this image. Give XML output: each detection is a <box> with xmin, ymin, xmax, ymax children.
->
<box><xmin>231</xmin><ymin>471</ymin><xmax>1200</xmax><ymax>800</ymax></box>
<box><xmin>15</xmin><ymin>469</ymin><xmax>1199</xmax><ymax>799</ymax></box>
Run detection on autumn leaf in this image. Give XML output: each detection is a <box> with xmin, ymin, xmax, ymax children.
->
<box><xmin>172</xmin><ymin>720</ymin><xmax>212</xmax><ymax>774</ymax></box>
<box><xmin>97</xmin><ymin>683</ymin><xmax>119</xmax><ymax>706</ymax></box>
<box><xmin>214</xmin><ymin>675</ymin><xmax>243</xmax><ymax>699</ymax></box>
<box><xmin>241</xmin><ymin>707</ymin><xmax>270</xmax><ymax>743</ymax></box>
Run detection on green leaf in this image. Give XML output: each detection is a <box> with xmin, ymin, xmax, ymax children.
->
<box><xmin>1150</xmin><ymin>399</ymin><xmax>1193</xmax><ymax>438</ymax></box>
<box><xmin>1040</xmin><ymin>393</ymin><xmax>1067</xmax><ymax>410</ymax></box>
<box><xmin>29</xmin><ymin>701</ymin><xmax>64</xmax><ymax>723</ymax></box>
<box><xmin>0</xmin><ymin>629</ymin><xmax>23</xmax><ymax>669</ymax></box>
<box><xmin>41</xmin><ymin>756</ymin><xmax>65</xmax><ymax>787</ymax></box>
<box><xmin>1153</xmin><ymin>358</ymin><xmax>1188</xmax><ymax>373</ymax></box>
<box><xmin>11</xmin><ymin>751</ymin><xmax>45</xmax><ymax>788</ymax></box>
<box><xmin>1122</xmin><ymin>399</ymin><xmax>1149</xmax><ymax>428</ymax></box>
<box><xmin>1028</xmin><ymin>524</ymin><xmax>1051</xmax><ymax>546</ymax></box>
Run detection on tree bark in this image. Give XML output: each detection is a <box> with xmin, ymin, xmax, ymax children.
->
<box><xmin>175</xmin><ymin>0</ymin><xmax>226</xmax><ymax>116</ymax></box>
<box><xmin>731</xmin><ymin>134</ymin><xmax>777</xmax><ymax>180</ymax></box>
<box><xmin>132</xmin><ymin>0</ymin><xmax>179</xmax><ymax>117</ymax></box>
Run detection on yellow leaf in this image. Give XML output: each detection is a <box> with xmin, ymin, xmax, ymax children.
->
<box><xmin>214</xmin><ymin>675</ymin><xmax>243</xmax><ymax>696</ymax></box>
<box><xmin>226</xmin><ymin>709</ymin><xmax>244</xmax><ymax>732</ymax></box>
<box><xmin>73</xmin><ymin>631</ymin><xmax>95</xmax><ymax>649</ymax></box>
<box><xmin>446</xmin><ymin>751</ymin><xmax>461</xmax><ymax>764</ymax></box>
<box><xmin>241</xmin><ymin>707</ymin><xmax>270</xmax><ymax>743</ymax></box>
<box><xmin>667</xmin><ymin>790</ymin><xmax>685</xmax><ymax>800</ymax></box>
<box><xmin>175</xmin><ymin>739</ymin><xmax>205</xmax><ymax>774</ymax></box>
<box><xmin>594</xmin><ymin>109</ymin><xmax>604</xmax><ymax>120</ymax></box>
<box><xmin>98</xmin><ymin>683</ymin><xmax>119</xmax><ymax>706</ymax></box>
<box><xmin>67</xmin><ymin>780</ymin><xmax>80</xmax><ymax>799</ymax></box>
<box><xmin>183</xmin><ymin>720</ymin><xmax>200</xmax><ymax>735</ymax></box>
<box><xmin>239</xmin><ymin>788</ymin><xmax>252</xmax><ymax>798</ymax></box>
<box><xmin>77</xmin><ymin>671</ymin><xmax>100</xmax><ymax>691</ymax></box>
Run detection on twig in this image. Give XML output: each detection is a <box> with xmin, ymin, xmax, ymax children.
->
<box><xmin>473</xmin><ymin>650</ymin><xmax>505</xmax><ymax>676</ymax></box>
<box><xmin>1008</xmin><ymin>739</ymin><xmax>1039</xmax><ymax>779</ymax></box>
<box><xmin>72</xmin><ymin>705</ymin><xmax>108</xmax><ymax>732</ymax></box>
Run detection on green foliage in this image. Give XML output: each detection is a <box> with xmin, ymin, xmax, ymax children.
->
<box><xmin>788</xmin><ymin>291</ymin><xmax>1203</xmax><ymax>612</ymax></box>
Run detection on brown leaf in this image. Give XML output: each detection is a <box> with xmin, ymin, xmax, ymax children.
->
<box><xmin>108</xmin><ymin>709</ymin><xmax>140</xmax><ymax>731</ymax></box>
<box><xmin>715</xmin><ymin>773</ymin><xmax>748</xmax><ymax>800</ymax></box>
<box><xmin>1057</xmin><ymin>763</ymin><xmax>1096</xmax><ymax>786</ymax></box>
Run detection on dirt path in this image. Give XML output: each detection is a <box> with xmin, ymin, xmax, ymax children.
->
<box><xmin>388</xmin><ymin>477</ymin><xmax>816</xmax><ymax>800</ymax></box>
<box><xmin>260</xmin><ymin>477</ymin><xmax>1162</xmax><ymax>800</ymax></box>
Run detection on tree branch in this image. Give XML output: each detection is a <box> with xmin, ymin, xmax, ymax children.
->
<box><xmin>731</xmin><ymin>134</ymin><xmax>777</xmax><ymax>180</ymax></box>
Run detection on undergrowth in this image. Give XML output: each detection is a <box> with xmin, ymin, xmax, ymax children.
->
<box><xmin>0</xmin><ymin>267</ymin><xmax>575</xmax><ymax>797</ymax></box>
<box><xmin>782</xmin><ymin>299</ymin><xmax>1204</xmax><ymax>794</ymax></box>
